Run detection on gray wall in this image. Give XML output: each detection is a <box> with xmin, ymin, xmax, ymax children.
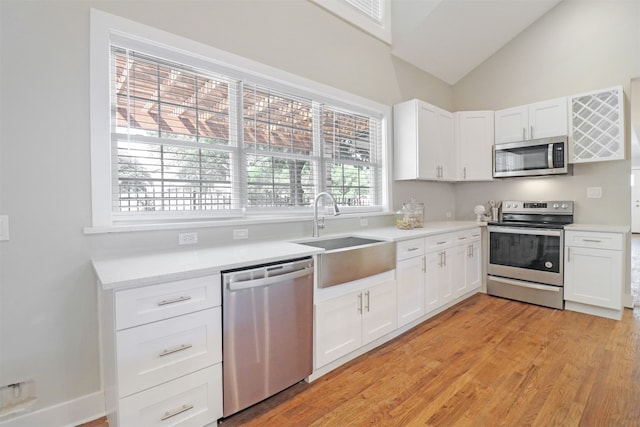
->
<box><xmin>0</xmin><ymin>0</ymin><xmax>451</xmax><ymax>414</ymax></box>
<box><xmin>453</xmin><ymin>0</ymin><xmax>640</xmax><ymax>226</ymax></box>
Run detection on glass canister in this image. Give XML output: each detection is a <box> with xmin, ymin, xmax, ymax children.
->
<box><xmin>412</xmin><ymin>202</ymin><xmax>424</xmax><ymax>228</ymax></box>
<box><xmin>396</xmin><ymin>206</ymin><xmax>414</xmax><ymax>230</ymax></box>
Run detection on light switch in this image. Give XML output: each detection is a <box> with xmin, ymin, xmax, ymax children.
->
<box><xmin>0</xmin><ymin>215</ymin><xmax>9</xmax><ymax>241</ymax></box>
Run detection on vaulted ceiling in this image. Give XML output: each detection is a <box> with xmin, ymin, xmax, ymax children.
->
<box><xmin>390</xmin><ymin>0</ymin><xmax>563</xmax><ymax>85</ymax></box>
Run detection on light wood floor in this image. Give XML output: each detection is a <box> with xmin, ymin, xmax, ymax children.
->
<box><xmin>82</xmin><ymin>293</ymin><xmax>640</xmax><ymax>426</ymax></box>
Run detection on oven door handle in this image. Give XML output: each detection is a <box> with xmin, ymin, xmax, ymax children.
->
<box><xmin>488</xmin><ymin>226</ymin><xmax>562</xmax><ymax>237</ymax></box>
<box><xmin>488</xmin><ymin>275</ymin><xmax>561</xmax><ymax>292</ymax></box>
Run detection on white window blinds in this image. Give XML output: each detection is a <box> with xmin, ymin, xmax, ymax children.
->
<box><xmin>345</xmin><ymin>0</ymin><xmax>383</xmax><ymax>24</ymax></box>
<box><xmin>111</xmin><ymin>47</ymin><xmax>240</xmax><ymax>217</ymax></box>
<box><xmin>109</xmin><ymin>45</ymin><xmax>383</xmax><ymax>220</ymax></box>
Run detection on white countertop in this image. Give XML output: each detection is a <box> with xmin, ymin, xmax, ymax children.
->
<box><xmin>564</xmin><ymin>223</ymin><xmax>630</xmax><ymax>233</ymax></box>
<box><xmin>92</xmin><ymin>221</ymin><xmax>484</xmax><ymax>290</ymax></box>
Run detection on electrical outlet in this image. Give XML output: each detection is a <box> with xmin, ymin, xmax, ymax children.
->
<box><xmin>178</xmin><ymin>232</ymin><xmax>198</xmax><ymax>245</ymax></box>
<box><xmin>360</xmin><ymin>218</ymin><xmax>368</xmax><ymax>227</ymax></box>
<box><xmin>233</xmin><ymin>229</ymin><xmax>249</xmax><ymax>240</ymax></box>
<box><xmin>446</xmin><ymin>211</ymin><xmax>453</xmax><ymax>218</ymax></box>
<box><xmin>587</xmin><ymin>187</ymin><xmax>602</xmax><ymax>198</ymax></box>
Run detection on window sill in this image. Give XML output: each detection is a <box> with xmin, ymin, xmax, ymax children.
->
<box><xmin>83</xmin><ymin>211</ymin><xmax>393</xmax><ymax>235</ymax></box>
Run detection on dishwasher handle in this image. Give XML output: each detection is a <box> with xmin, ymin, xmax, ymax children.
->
<box><xmin>227</xmin><ymin>266</ymin><xmax>314</xmax><ymax>291</ymax></box>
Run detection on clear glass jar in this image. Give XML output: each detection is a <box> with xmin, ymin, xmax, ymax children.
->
<box><xmin>396</xmin><ymin>208</ymin><xmax>413</xmax><ymax>230</ymax></box>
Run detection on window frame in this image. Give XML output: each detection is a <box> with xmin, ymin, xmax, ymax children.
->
<box><xmin>311</xmin><ymin>0</ymin><xmax>391</xmax><ymax>44</ymax></box>
<box><xmin>89</xmin><ymin>9</ymin><xmax>391</xmax><ymax>228</ymax></box>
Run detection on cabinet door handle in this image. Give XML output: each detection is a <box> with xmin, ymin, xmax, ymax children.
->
<box><xmin>157</xmin><ymin>295</ymin><xmax>192</xmax><ymax>306</ymax></box>
<box><xmin>530</xmin><ymin>125</ymin><xmax>534</xmax><ymax>139</ymax></box>
<box><xmin>422</xmin><ymin>256</ymin><xmax>426</xmax><ymax>273</ymax></box>
<box><xmin>523</xmin><ymin>127</ymin><xmax>526</xmax><ymax>140</ymax></box>
<box><xmin>463</xmin><ymin>167</ymin><xmax>467</xmax><ymax>180</ymax></box>
<box><xmin>160</xmin><ymin>404</ymin><xmax>194</xmax><ymax>421</ymax></box>
<box><xmin>357</xmin><ymin>293</ymin><xmax>363</xmax><ymax>314</ymax></box>
<box><xmin>365</xmin><ymin>291</ymin><xmax>370</xmax><ymax>312</ymax></box>
<box><xmin>159</xmin><ymin>343</ymin><xmax>193</xmax><ymax>358</ymax></box>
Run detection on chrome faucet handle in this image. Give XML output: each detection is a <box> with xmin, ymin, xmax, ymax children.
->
<box><xmin>317</xmin><ymin>217</ymin><xmax>325</xmax><ymax>230</ymax></box>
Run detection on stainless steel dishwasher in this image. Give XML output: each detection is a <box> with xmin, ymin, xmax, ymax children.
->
<box><xmin>221</xmin><ymin>257</ymin><xmax>314</xmax><ymax>417</ymax></box>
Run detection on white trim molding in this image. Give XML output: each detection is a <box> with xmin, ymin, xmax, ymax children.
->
<box><xmin>0</xmin><ymin>391</ymin><xmax>105</xmax><ymax>427</ymax></box>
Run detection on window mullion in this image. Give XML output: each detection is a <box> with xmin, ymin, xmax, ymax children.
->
<box><xmin>313</xmin><ymin>102</ymin><xmax>323</xmax><ymax>196</ymax></box>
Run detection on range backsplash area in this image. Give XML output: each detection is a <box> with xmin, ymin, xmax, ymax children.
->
<box><xmin>453</xmin><ymin>160</ymin><xmax>630</xmax><ymax>226</ymax></box>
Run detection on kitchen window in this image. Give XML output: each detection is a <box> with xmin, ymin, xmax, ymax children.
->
<box><xmin>90</xmin><ymin>10</ymin><xmax>389</xmax><ymax>228</ymax></box>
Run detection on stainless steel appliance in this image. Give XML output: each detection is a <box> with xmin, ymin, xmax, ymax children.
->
<box><xmin>222</xmin><ymin>257</ymin><xmax>314</xmax><ymax>417</ymax></box>
<box><xmin>493</xmin><ymin>135</ymin><xmax>569</xmax><ymax>178</ymax></box>
<box><xmin>487</xmin><ymin>201</ymin><xmax>573</xmax><ymax>309</ymax></box>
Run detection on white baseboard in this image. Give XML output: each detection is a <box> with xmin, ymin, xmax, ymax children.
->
<box><xmin>0</xmin><ymin>390</ymin><xmax>104</xmax><ymax>427</ymax></box>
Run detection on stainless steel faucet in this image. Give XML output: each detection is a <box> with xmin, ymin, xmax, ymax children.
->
<box><xmin>313</xmin><ymin>192</ymin><xmax>340</xmax><ymax>237</ymax></box>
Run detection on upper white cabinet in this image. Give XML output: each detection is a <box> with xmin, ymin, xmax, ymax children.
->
<box><xmin>455</xmin><ymin>111</ymin><xmax>494</xmax><ymax>181</ymax></box>
<box><xmin>495</xmin><ymin>97</ymin><xmax>568</xmax><ymax>144</ymax></box>
<box><xmin>394</xmin><ymin>99</ymin><xmax>454</xmax><ymax>181</ymax></box>
<box><xmin>569</xmin><ymin>86</ymin><xmax>624</xmax><ymax>163</ymax></box>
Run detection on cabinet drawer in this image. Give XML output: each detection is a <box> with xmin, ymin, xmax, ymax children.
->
<box><xmin>116</xmin><ymin>307</ymin><xmax>222</xmax><ymax>398</ymax></box>
<box><xmin>119</xmin><ymin>364</ymin><xmax>222</xmax><ymax>427</ymax></box>
<box><xmin>115</xmin><ymin>275</ymin><xmax>221</xmax><ymax>330</ymax></box>
<box><xmin>396</xmin><ymin>238</ymin><xmax>425</xmax><ymax>260</ymax></box>
<box><xmin>565</xmin><ymin>231</ymin><xmax>622</xmax><ymax>251</ymax></box>
<box><xmin>425</xmin><ymin>233</ymin><xmax>453</xmax><ymax>251</ymax></box>
<box><xmin>452</xmin><ymin>228</ymin><xmax>481</xmax><ymax>244</ymax></box>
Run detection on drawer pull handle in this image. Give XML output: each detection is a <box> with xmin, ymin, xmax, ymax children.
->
<box><xmin>437</xmin><ymin>241</ymin><xmax>447</xmax><ymax>245</ymax></box>
<box><xmin>157</xmin><ymin>296</ymin><xmax>192</xmax><ymax>306</ymax></box>
<box><xmin>458</xmin><ymin>237</ymin><xmax>467</xmax><ymax>240</ymax></box>
<box><xmin>407</xmin><ymin>247</ymin><xmax>420</xmax><ymax>252</ymax></box>
<box><xmin>159</xmin><ymin>343</ymin><xmax>193</xmax><ymax>358</ymax></box>
<box><xmin>582</xmin><ymin>239</ymin><xmax>602</xmax><ymax>243</ymax></box>
<box><xmin>160</xmin><ymin>404</ymin><xmax>194</xmax><ymax>421</ymax></box>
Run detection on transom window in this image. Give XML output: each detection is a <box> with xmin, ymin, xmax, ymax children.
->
<box><xmin>109</xmin><ymin>45</ymin><xmax>384</xmax><ymax>222</ymax></box>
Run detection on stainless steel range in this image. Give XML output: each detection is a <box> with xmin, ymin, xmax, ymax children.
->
<box><xmin>487</xmin><ymin>200</ymin><xmax>574</xmax><ymax>309</ymax></box>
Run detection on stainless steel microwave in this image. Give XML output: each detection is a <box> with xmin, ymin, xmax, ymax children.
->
<box><xmin>493</xmin><ymin>136</ymin><xmax>570</xmax><ymax>178</ymax></box>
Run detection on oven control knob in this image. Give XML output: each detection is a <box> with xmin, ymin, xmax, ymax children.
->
<box><xmin>553</xmin><ymin>203</ymin><xmax>560</xmax><ymax>209</ymax></box>
<box><xmin>561</xmin><ymin>203</ymin><xmax>568</xmax><ymax>209</ymax></box>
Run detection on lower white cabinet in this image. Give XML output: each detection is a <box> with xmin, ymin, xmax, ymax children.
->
<box><xmin>100</xmin><ymin>274</ymin><xmax>223</xmax><ymax>427</ymax></box>
<box><xmin>396</xmin><ymin>228</ymin><xmax>482</xmax><ymax>325</ymax></box>
<box><xmin>564</xmin><ymin>230</ymin><xmax>625</xmax><ymax>318</ymax></box>
<box><xmin>396</xmin><ymin>239</ymin><xmax>426</xmax><ymax>327</ymax></box>
<box><xmin>119</xmin><ymin>365</ymin><xmax>222</xmax><ymax>427</ymax></box>
<box><xmin>315</xmin><ymin>277</ymin><xmax>396</xmax><ymax>369</ymax></box>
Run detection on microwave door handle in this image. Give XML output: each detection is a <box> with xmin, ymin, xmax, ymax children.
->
<box><xmin>548</xmin><ymin>144</ymin><xmax>554</xmax><ymax>168</ymax></box>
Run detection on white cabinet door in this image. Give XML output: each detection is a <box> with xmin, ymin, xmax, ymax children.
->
<box><xmin>416</xmin><ymin>102</ymin><xmax>440</xmax><ymax>180</ymax></box>
<box><xmin>565</xmin><ymin>246</ymin><xmax>622</xmax><ymax>310</ymax></box>
<box><xmin>495</xmin><ymin>98</ymin><xmax>567</xmax><ymax>144</ymax></box>
<box><xmin>362</xmin><ymin>280</ymin><xmax>397</xmax><ymax>345</ymax></box>
<box><xmin>437</xmin><ymin>109</ymin><xmax>455</xmax><ymax>180</ymax></box>
<box><xmin>466</xmin><ymin>240</ymin><xmax>482</xmax><ymax>292</ymax></box>
<box><xmin>495</xmin><ymin>105</ymin><xmax>528</xmax><ymax>144</ymax></box>
<box><xmin>314</xmin><ymin>292</ymin><xmax>362</xmax><ymax>368</ymax></box>
<box><xmin>450</xmin><ymin>243</ymin><xmax>468</xmax><ymax>299</ymax></box>
<box><xmin>425</xmin><ymin>250</ymin><xmax>452</xmax><ymax>312</ymax></box>
<box><xmin>456</xmin><ymin>111</ymin><xmax>494</xmax><ymax>181</ymax></box>
<box><xmin>529</xmin><ymin>97</ymin><xmax>567</xmax><ymax>140</ymax></box>
<box><xmin>396</xmin><ymin>256</ymin><xmax>425</xmax><ymax>327</ymax></box>
<box><xmin>394</xmin><ymin>99</ymin><xmax>454</xmax><ymax>181</ymax></box>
